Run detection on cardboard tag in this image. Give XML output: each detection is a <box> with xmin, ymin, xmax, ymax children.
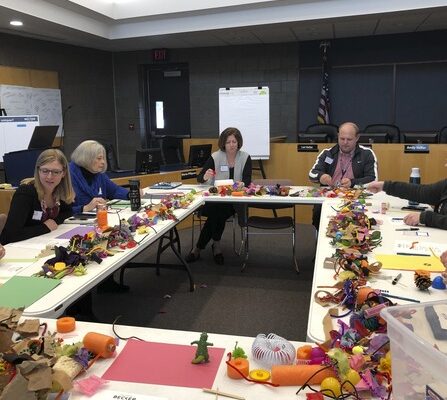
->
<box><xmin>323</xmin><ymin>257</ymin><xmax>337</xmax><ymax>269</ymax></box>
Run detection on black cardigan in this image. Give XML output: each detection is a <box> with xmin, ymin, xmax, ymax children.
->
<box><xmin>384</xmin><ymin>179</ymin><xmax>447</xmax><ymax>230</ymax></box>
<box><xmin>0</xmin><ymin>184</ymin><xmax>72</xmax><ymax>244</ymax></box>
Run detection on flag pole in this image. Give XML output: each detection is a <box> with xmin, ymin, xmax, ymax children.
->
<box><xmin>317</xmin><ymin>41</ymin><xmax>331</xmax><ymax>124</ymax></box>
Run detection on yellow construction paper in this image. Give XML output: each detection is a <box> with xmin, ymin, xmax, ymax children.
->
<box><xmin>374</xmin><ymin>254</ymin><xmax>444</xmax><ymax>272</ymax></box>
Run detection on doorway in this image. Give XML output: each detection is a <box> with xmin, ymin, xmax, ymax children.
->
<box><xmin>143</xmin><ymin>63</ymin><xmax>191</xmax><ymax>147</ymax></box>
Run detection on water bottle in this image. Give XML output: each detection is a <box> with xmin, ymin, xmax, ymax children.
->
<box><xmin>96</xmin><ymin>204</ymin><xmax>108</xmax><ymax>230</ymax></box>
<box><xmin>129</xmin><ymin>179</ymin><xmax>141</xmax><ymax>211</ymax></box>
<box><xmin>408</xmin><ymin>167</ymin><xmax>421</xmax><ymax>206</ymax></box>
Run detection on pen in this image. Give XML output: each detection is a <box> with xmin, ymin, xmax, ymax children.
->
<box><xmin>395</xmin><ymin>228</ymin><xmax>419</xmax><ymax>231</ymax></box>
<box><xmin>396</xmin><ymin>252</ymin><xmax>429</xmax><ymax>256</ymax></box>
<box><xmin>381</xmin><ymin>293</ymin><xmax>420</xmax><ymax>303</ymax></box>
<box><xmin>392</xmin><ymin>217</ymin><xmax>404</xmax><ymax>220</ymax></box>
<box><xmin>392</xmin><ymin>273</ymin><xmax>402</xmax><ymax>285</ymax></box>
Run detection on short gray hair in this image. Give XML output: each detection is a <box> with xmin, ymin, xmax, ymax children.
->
<box><xmin>70</xmin><ymin>140</ymin><xmax>107</xmax><ymax>172</ymax></box>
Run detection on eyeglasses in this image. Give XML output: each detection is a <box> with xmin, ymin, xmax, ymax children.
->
<box><xmin>39</xmin><ymin>168</ymin><xmax>64</xmax><ymax>176</ymax></box>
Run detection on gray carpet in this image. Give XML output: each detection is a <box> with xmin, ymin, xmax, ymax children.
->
<box><xmin>92</xmin><ymin>223</ymin><xmax>316</xmax><ymax>341</ymax></box>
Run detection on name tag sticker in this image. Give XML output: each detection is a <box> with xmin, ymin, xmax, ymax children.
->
<box><xmin>324</xmin><ymin>157</ymin><xmax>333</xmax><ymax>165</ymax></box>
<box><xmin>32</xmin><ymin>211</ymin><xmax>43</xmax><ymax>220</ymax></box>
<box><xmin>220</xmin><ymin>165</ymin><xmax>229</xmax><ymax>172</ymax></box>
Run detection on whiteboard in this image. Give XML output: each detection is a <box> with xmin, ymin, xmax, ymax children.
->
<box><xmin>219</xmin><ymin>87</ymin><xmax>270</xmax><ymax>159</ymax></box>
<box><xmin>0</xmin><ymin>115</ymin><xmax>39</xmax><ymax>162</ymax></box>
<box><xmin>0</xmin><ymin>85</ymin><xmax>62</xmax><ymax>136</ymax></box>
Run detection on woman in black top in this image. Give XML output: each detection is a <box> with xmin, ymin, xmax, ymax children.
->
<box><xmin>0</xmin><ymin>149</ymin><xmax>75</xmax><ymax>244</ymax></box>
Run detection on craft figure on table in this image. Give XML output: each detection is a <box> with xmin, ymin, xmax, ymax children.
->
<box><xmin>232</xmin><ymin>342</ymin><xmax>247</xmax><ymax>359</ymax></box>
<box><xmin>191</xmin><ymin>332</ymin><xmax>213</xmax><ymax>364</ymax></box>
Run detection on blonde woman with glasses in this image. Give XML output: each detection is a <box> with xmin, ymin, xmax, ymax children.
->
<box><xmin>0</xmin><ymin>149</ymin><xmax>75</xmax><ymax>244</ymax></box>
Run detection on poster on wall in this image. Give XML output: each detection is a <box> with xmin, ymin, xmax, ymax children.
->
<box><xmin>0</xmin><ymin>85</ymin><xmax>63</xmax><ymax>136</ymax></box>
<box><xmin>219</xmin><ymin>86</ymin><xmax>270</xmax><ymax>160</ymax></box>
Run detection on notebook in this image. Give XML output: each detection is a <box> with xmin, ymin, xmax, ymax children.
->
<box><xmin>150</xmin><ymin>182</ymin><xmax>182</xmax><ymax>189</ymax></box>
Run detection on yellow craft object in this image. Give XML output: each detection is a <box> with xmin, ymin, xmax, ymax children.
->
<box><xmin>0</xmin><ymin>183</ymin><xmax>12</xmax><ymax>189</ymax></box>
<box><xmin>137</xmin><ymin>226</ymin><xmax>148</xmax><ymax>234</ymax></box>
<box><xmin>54</xmin><ymin>262</ymin><xmax>66</xmax><ymax>272</ymax></box>
<box><xmin>249</xmin><ymin>369</ymin><xmax>271</xmax><ymax>382</ymax></box>
<box><xmin>320</xmin><ymin>376</ymin><xmax>342</xmax><ymax>397</ymax></box>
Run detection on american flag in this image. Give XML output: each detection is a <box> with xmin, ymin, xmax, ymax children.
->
<box><xmin>317</xmin><ymin>42</ymin><xmax>330</xmax><ymax>124</ymax></box>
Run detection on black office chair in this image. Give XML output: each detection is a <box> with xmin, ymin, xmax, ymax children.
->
<box><xmin>240</xmin><ymin>179</ymin><xmax>298</xmax><ymax>273</ymax></box>
<box><xmin>191</xmin><ymin>208</ymin><xmax>243</xmax><ymax>256</ymax></box>
<box><xmin>303</xmin><ymin>123</ymin><xmax>339</xmax><ymax>142</ymax></box>
<box><xmin>439</xmin><ymin>126</ymin><xmax>447</xmax><ymax>143</ymax></box>
<box><xmin>364</xmin><ymin>124</ymin><xmax>401</xmax><ymax>143</ymax></box>
<box><xmin>103</xmin><ymin>143</ymin><xmax>133</xmax><ymax>173</ymax></box>
<box><xmin>158</xmin><ymin>136</ymin><xmax>185</xmax><ymax>165</ymax></box>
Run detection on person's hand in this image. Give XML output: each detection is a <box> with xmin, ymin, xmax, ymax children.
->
<box><xmin>204</xmin><ymin>169</ymin><xmax>215</xmax><ymax>181</ymax></box>
<box><xmin>43</xmin><ymin>219</ymin><xmax>58</xmax><ymax>231</ymax></box>
<box><xmin>340</xmin><ymin>178</ymin><xmax>352</xmax><ymax>188</ymax></box>
<box><xmin>440</xmin><ymin>250</ymin><xmax>447</xmax><ymax>269</ymax></box>
<box><xmin>320</xmin><ymin>174</ymin><xmax>332</xmax><ymax>186</ymax></box>
<box><xmin>0</xmin><ymin>244</ymin><xmax>5</xmax><ymax>260</ymax></box>
<box><xmin>367</xmin><ymin>181</ymin><xmax>384</xmax><ymax>193</ymax></box>
<box><xmin>403</xmin><ymin>213</ymin><xmax>420</xmax><ymax>226</ymax></box>
<box><xmin>83</xmin><ymin>197</ymin><xmax>106</xmax><ymax>212</ymax></box>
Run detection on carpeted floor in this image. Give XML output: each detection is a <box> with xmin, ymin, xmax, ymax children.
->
<box><xmin>92</xmin><ymin>223</ymin><xmax>317</xmax><ymax>341</ymax></box>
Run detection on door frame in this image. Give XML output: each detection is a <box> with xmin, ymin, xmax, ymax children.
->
<box><xmin>139</xmin><ymin>63</ymin><xmax>190</xmax><ymax>149</ymax></box>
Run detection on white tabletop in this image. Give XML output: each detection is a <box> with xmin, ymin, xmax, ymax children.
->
<box><xmin>2</xmin><ymin>195</ymin><xmax>203</xmax><ymax>318</ymax></box>
<box><xmin>37</xmin><ymin>318</ymin><xmax>310</xmax><ymax>400</ymax></box>
<box><xmin>307</xmin><ymin>192</ymin><xmax>447</xmax><ymax>343</ymax></box>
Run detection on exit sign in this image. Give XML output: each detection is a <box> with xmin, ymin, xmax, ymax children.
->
<box><xmin>153</xmin><ymin>48</ymin><xmax>168</xmax><ymax>62</ymax></box>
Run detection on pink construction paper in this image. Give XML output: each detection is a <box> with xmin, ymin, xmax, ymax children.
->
<box><xmin>102</xmin><ymin>339</ymin><xmax>225</xmax><ymax>389</ymax></box>
<box><xmin>56</xmin><ymin>226</ymin><xmax>95</xmax><ymax>239</ymax></box>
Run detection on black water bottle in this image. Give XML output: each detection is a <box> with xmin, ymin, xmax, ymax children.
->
<box><xmin>408</xmin><ymin>167</ymin><xmax>421</xmax><ymax>206</ymax></box>
<box><xmin>129</xmin><ymin>179</ymin><xmax>141</xmax><ymax>211</ymax></box>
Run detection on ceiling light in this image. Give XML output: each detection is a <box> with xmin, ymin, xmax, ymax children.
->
<box><xmin>10</xmin><ymin>20</ymin><xmax>23</xmax><ymax>26</ymax></box>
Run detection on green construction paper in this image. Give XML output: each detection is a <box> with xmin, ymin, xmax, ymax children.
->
<box><xmin>0</xmin><ymin>276</ymin><xmax>61</xmax><ymax>308</ymax></box>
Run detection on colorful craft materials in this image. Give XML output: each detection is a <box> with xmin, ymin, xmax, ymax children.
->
<box><xmin>227</xmin><ymin>358</ymin><xmax>249</xmax><ymax>379</ymax></box>
<box><xmin>414</xmin><ymin>269</ymin><xmax>432</xmax><ymax>290</ymax></box>
<box><xmin>251</xmin><ymin>333</ymin><xmax>296</xmax><ymax>368</ymax></box>
<box><xmin>83</xmin><ymin>332</ymin><xmax>116</xmax><ymax>358</ymax></box>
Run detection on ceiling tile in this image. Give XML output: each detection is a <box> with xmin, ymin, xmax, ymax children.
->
<box><xmin>375</xmin><ymin>12</ymin><xmax>429</xmax><ymax>35</ymax></box>
<box><xmin>334</xmin><ymin>17</ymin><xmax>378</xmax><ymax>38</ymax></box>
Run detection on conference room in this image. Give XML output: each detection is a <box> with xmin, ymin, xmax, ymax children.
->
<box><xmin>0</xmin><ymin>1</ymin><xmax>447</xmax><ymax>399</ymax></box>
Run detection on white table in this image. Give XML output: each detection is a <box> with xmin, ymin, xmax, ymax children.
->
<box><xmin>201</xmin><ymin>186</ymin><xmax>325</xmax><ymax>205</ymax></box>
<box><xmin>307</xmin><ymin>192</ymin><xmax>447</xmax><ymax>343</ymax></box>
<box><xmin>2</xmin><ymin>195</ymin><xmax>203</xmax><ymax>318</ymax></box>
<box><xmin>37</xmin><ymin>318</ymin><xmax>311</xmax><ymax>400</ymax></box>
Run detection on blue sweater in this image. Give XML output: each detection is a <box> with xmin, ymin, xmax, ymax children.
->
<box><xmin>69</xmin><ymin>162</ymin><xmax>129</xmax><ymax>214</ymax></box>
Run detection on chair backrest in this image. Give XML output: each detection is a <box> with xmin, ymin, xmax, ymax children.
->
<box><xmin>305</xmin><ymin>123</ymin><xmax>339</xmax><ymax>142</ymax></box>
<box><xmin>159</xmin><ymin>136</ymin><xmax>185</xmax><ymax>165</ymax></box>
<box><xmin>103</xmin><ymin>143</ymin><xmax>120</xmax><ymax>171</ymax></box>
<box><xmin>0</xmin><ymin>213</ymin><xmax>6</xmax><ymax>235</ymax></box>
<box><xmin>439</xmin><ymin>126</ymin><xmax>447</xmax><ymax>143</ymax></box>
<box><xmin>3</xmin><ymin>148</ymin><xmax>44</xmax><ymax>187</ymax></box>
<box><xmin>364</xmin><ymin>124</ymin><xmax>401</xmax><ymax>143</ymax></box>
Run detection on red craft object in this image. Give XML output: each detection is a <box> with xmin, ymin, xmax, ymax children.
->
<box><xmin>306</xmin><ymin>393</ymin><xmax>324</xmax><ymax>399</ymax></box>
